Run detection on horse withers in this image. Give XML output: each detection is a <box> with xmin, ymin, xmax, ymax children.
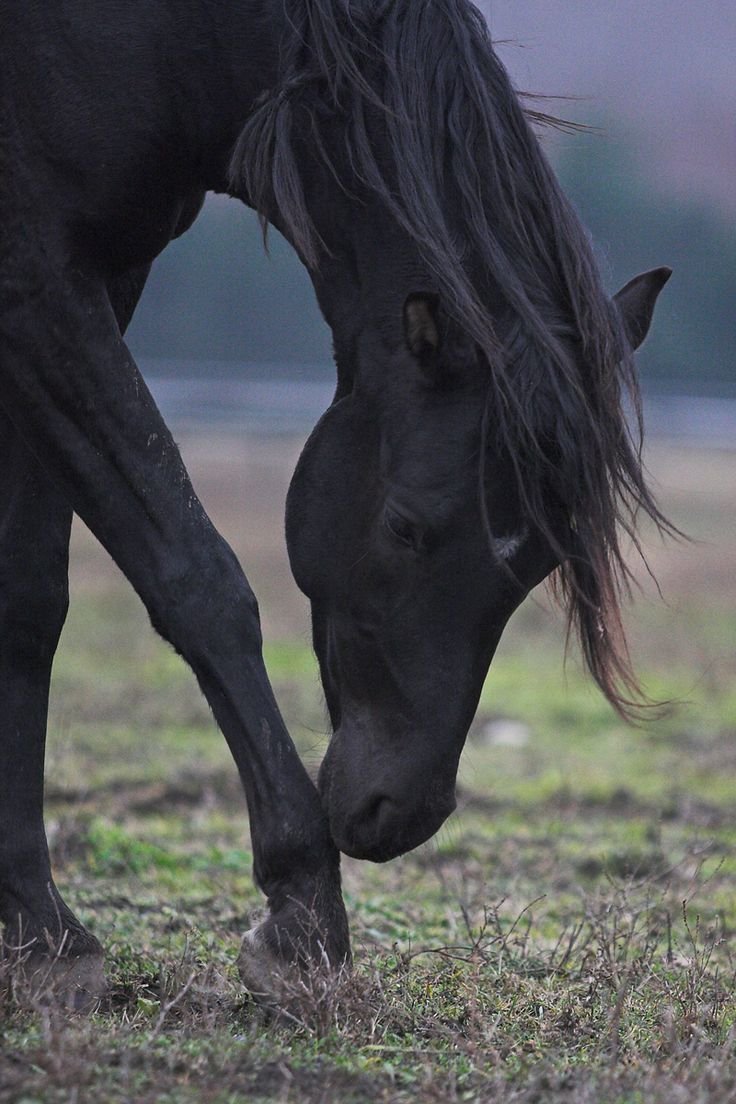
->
<box><xmin>0</xmin><ymin>0</ymin><xmax>671</xmax><ymax>1006</ymax></box>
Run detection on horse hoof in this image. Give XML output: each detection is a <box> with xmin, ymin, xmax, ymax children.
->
<box><xmin>238</xmin><ymin>921</ymin><xmax>294</xmax><ymax>1005</ymax></box>
<box><xmin>238</xmin><ymin>914</ymin><xmax>350</xmax><ymax>1014</ymax></box>
<box><xmin>12</xmin><ymin>951</ymin><xmax>108</xmax><ymax>1014</ymax></box>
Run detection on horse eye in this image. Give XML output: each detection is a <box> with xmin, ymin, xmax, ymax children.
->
<box><xmin>384</xmin><ymin>509</ymin><xmax>420</xmax><ymax>550</ymax></box>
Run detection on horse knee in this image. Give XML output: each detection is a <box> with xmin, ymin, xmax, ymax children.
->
<box><xmin>146</xmin><ymin>542</ymin><xmax>263</xmax><ymax>661</ymax></box>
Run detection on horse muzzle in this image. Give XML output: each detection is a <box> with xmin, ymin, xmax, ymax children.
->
<box><xmin>318</xmin><ymin>727</ymin><xmax>458</xmax><ymax>862</ymax></box>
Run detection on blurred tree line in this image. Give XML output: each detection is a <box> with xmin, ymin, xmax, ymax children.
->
<box><xmin>557</xmin><ymin>132</ymin><xmax>735</xmax><ymax>393</ymax></box>
<box><xmin>127</xmin><ymin>199</ymin><xmax>332</xmax><ymax>372</ymax></box>
<box><xmin>127</xmin><ymin>134</ymin><xmax>735</xmax><ymax>394</ymax></box>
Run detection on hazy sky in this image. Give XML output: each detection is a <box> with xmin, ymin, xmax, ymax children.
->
<box><xmin>476</xmin><ymin>1</ymin><xmax>736</xmax><ymax>215</ymax></box>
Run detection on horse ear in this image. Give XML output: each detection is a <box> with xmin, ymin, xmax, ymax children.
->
<box><xmin>404</xmin><ymin>294</ymin><xmax>440</xmax><ymax>365</ymax></box>
<box><xmin>613</xmin><ymin>266</ymin><xmax>672</xmax><ymax>351</ymax></box>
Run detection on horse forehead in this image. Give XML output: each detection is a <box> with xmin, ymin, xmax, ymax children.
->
<box><xmin>381</xmin><ymin>388</ymin><xmax>481</xmax><ymax>456</ymax></box>
<box><xmin>380</xmin><ymin>420</ymin><xmax>476</xmax><ymax>499</ymax></box>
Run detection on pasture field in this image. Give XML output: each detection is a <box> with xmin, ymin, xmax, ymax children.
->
<box><xmin>1</xmin><ymin>437</ymin><xmax>735</xmax><ymax>1104</ymax></box>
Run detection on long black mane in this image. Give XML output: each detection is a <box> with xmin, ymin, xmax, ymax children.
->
<box><xmin>231</xmin><ymin>0</ymin><xmax>673</xmax><ymax>717</ymax></box>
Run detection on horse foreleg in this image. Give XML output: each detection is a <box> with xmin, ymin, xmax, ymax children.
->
<box><xmin>0</xmin><ymin>409</ymin><xmax>108</xmax><ymax>1007</ymax></box>
<box><xmin>0</xmin><ymin>261</ymin><xmax>348</xmax><ymax>994</ymax></box>
<box><xmin>0</xmin><ymin>264</ymin><xmax>156</xmax><ymax>1009</ymax></box>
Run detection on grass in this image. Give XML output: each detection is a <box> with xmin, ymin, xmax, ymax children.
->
<box><xmin>1</xmin><ymin>439</ymin><xmax>735</xmax><ymax>1102</ymax></box>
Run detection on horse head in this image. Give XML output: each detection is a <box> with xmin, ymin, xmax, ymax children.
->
<box><xmin>232</xmin><ymin>0</ymin><xmax>674</xmax><ymax>862</ymax></box>
<box><xmin>285</xmin><ymin>259</ymin><xmax>670</xmax><ymax>861</ymax></box>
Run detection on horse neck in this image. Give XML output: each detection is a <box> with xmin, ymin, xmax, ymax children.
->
<box><xmin>190</xmin><ymin>0</ymin><xmax>286</xmax><ymax>191</ymax></box>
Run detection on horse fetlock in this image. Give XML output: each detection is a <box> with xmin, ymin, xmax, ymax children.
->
<box><xmin>254</xmin><ymin>827</ymin><xmax>338</xmax><ymax>892</ymax></box>
<box><xmin>0</xmin><ymin>880</ymin><xmax>102</xmax><ymax>961</ymax></box>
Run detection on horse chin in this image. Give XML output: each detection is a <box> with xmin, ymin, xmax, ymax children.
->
<box><xmin>328</xmin><ymin>800</ymin><xmax>456</xmax><ymax>863</ymax></box>
<box><xmin>318</xmin><ymin>730</ymin><xmax>458</xmax><ymax>863</ymax></box>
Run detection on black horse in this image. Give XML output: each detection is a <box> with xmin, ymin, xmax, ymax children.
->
<box><xmin>1</xmin><ymin>0</ymin><xmax>671</xmax><ymax>1002</ymax></box>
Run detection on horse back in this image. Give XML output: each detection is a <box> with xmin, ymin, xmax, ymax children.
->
<box><xmin>1</xmin><ymin>1</ymin><xmax>260</xmax><ymax>273</ymax></box>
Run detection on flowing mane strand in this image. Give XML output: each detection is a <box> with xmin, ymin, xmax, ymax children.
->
<box><xmin>230</xmin><ymin>0</ymin><xmax>674</xmax><ymax>718</ymax></box>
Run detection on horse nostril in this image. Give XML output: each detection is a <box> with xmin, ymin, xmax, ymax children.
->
<box><xmin>329</xmin><ymin>785</ymin><xmax>455</xmax><ymax>862</ymax></box>
<box><xmin>360</xmin><ymin>793</ymin><xmax>402</xmax><ymax>840</ymax></box>
<box><xmin>336</xmin><ymin>793</ymin><xmax>400</xmax><ymax>861</ymax></box>
<box><xmin>363</xmin><ymin>794</ymin><xmax>392</xmax><ymax>824</ymax></box>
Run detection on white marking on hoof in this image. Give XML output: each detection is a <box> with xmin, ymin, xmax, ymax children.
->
<box><xmin>237</xmin><ymin>917</ymin><xmax>351</xmax><ymax>1021</ymax></box>
<box><xmin>237</xmin><ymin>923</ymin><xmax>296</xmax><ymax>1005</ymax></box>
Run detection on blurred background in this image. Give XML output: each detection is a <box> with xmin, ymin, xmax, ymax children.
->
<box><xmin>125</xmin><ymin>0</ymin><xmax>736</xmax><ymax>441</ymax></box>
